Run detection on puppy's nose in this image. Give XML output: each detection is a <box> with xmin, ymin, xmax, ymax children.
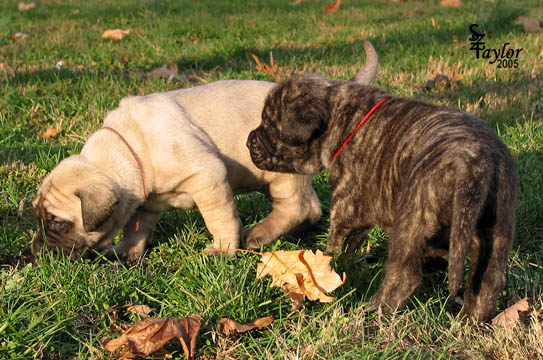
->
<box><xmin>247</xmin><ymin>130</ymin><xmax>260</xmax><ymax>151</ymax></box>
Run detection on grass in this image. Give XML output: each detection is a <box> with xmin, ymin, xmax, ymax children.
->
<box><xmin>1</xmin><ymin>0</ymin><xmax>542</xmax><ymax>358</ymax></box>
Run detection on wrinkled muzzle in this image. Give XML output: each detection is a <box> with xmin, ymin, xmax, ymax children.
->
<box><xmin>247</xmin><ymin>127</ymin><xmax>275</xmax><ymax>167</ymax></box>
<box><xmin>32</xmin><ymin>222</ymin><xmax>85</xmax><ymax>260</ymax></box>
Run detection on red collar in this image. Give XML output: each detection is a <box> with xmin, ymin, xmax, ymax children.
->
<box><xmin>332</xmin><ymin>97</ymin><xmax>391</xmax><ymax>159</ymax></box>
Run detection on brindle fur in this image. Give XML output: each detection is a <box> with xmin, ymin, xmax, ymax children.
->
<box><xmin>247</xmin><ymin>74</ymin><xmax>517</xmax><ymax>320</ymax></box>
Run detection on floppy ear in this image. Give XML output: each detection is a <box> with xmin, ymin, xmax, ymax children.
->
<box><xmin>280</xmin><ymin>97</ymin><xmax>329</xmax><ymax>145</ymax></box>
<box><xmin>76</xmin><ymin>185</ymin><xmax>118</xmax><ymax>232</ymax></box>
<box><xmin>271</xmin><ymin>75</ymin><xmax>330</xmax><ymax>145</ymax></box>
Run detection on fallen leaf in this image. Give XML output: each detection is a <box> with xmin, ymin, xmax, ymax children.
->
<box><xmin>291</xmin><ymin>0</ymin><xmax>304</xmax><ymax>5</ymax></box>
<box><xmin>257</xmin><ymin>250</ymin><xmax>346</xmax><ymax>307</ymax></box>
<box><xmin>251</xmin><ymin>52</ymin><xmax>278</xmax><ymax>78</ymax></box>
<box><xmin>431</xmin><ymin>17</ymin><xmax>437</xmax><ymax>29</ymax></box>
<box><xmin>219</xmin><ymin>316</ymin><xmax>274</xmax><ymax>336</ymax></box>
<box><xmin>41</xmin><ymin>128</ymin><xmax>58</xmax><ymax>138</ymax></box>
<box><xmin>103</xmin><ymin>304</ymin><xmax>154</xmax><ymax>319</ymax></box>
<box><xmin>18</xmin><ymin>1</ymin><xmax>35</xmax><ymax>11</ymax></box>
<box><xmin>440</xmin><ymin>0</ymin><xmax>462</xmax><ymax>7</ymax></box>
<box><xmin>149</xmin><ymin>64</ymin><xmax>179</xmax><ymax>81</ymax></box>
<box><xmin>104</xmin><ymin>316</ymin><xmax>202</xmax><ymax>360</ymax></box>
<box><xmin>126</xmin><ymin>305</ymin><xmax>153</xmax><ymax>317</ymax></box>
<box><xmin>491</xmin><ymin>298</ymin><xmax>530</xmax><ymax>327</ymax></box>
<box><xmin>102</xmin><ymin>29</ymin><xmax>131</xmax><ymax>41</ymax></box>
<box><xmin>8</xmin><ymin>32</ymin><xmax>29</xmax><ymax>41</ymax></box>
<box><xmin>518</xmin><ymin>16</ymin><xmax>542</xmax><ymax>33</ymax></box>
<box><xmin>325</xmin><ymin>0</ymin><xmax>342</xmax><ymax>14</ymax></box>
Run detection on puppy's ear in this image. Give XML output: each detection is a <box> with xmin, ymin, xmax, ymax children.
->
<box><xmin>272</xmin><ymin>75</ymin><xmax>330</xmax><ymax>145</ymax></box>
<box><xmin>76</xmin><ymin>185</ymin><xmax>118</xmax><ymax>232</ymax></box>
<box><xmin>281</xmin><ymin>97</ymin><xmax>328</xmax><ymax>145</ymax></box>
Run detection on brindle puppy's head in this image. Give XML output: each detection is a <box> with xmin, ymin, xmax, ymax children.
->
<box><xmin>32</xmin><ymin>156</ymin><xmax>126</xmax><ymax>259</ymax></box>
<box><xmin>247</xmin><ymin>75</ymin><xmax>332</xmax><ymax>175</ymax></box>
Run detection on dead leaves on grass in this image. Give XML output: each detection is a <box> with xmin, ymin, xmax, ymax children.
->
<box><xmin>100</xmin><ymin>250</ymin><xmax>344</xmax><ymax>357</ymax></box>
<box><xmin>325</xmin><ymin>0</ymin><xmax>342</xmax><ymax>14</ymax></box>
<box><xmin>257</xmin><ymin>250</ymin><xmax>346</xmax><ymax>307</ymax></box>
<box><xmin>38</xmin><ymin>128</ymin><xmax>59</xmax><ymax>139</ymax></box>
<box><xmin>219</xmin><ymin>316</ymin><xmax>274</xmax><ymax>336</ymax></box>
<box><xmin>102</xmin><ymin>29</ymin><xmax>131</xmax><ymax>41</ymax></box>
<box><xmin>17</xmin><ymin>2</ymin><xmax>35</xmax><ymax>11</ymax></box>
<box><xmin>149</xmin><ymin>63</ymin><xmax>179</xmax><ymax>81</ymax></box>
<box><xmin>440</xmin><ymin>0</ymin><xmax>463</xmax><ymax>7</ymax></box>
<box><xmin>251</xmin><ymin>52</ymin><xmax>278</xmax><ymax>79</ymax></box>
<box><xmin>104</xmin><ymin>316</ymin><xmax>203</xmax><ymax>360</ymax></box>
<box><xmin>517</xmin><ymin>16</ymin><xmax>542</xmax><ymax>33</ymax></box>
<box><xmin>492</xmin><ymin>298</ymin><xmax>531</xmax><ymax>328</ymax></box>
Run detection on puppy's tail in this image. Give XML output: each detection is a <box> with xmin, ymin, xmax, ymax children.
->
<box><xmin>447</xmin><ymin>164</ymin><xmax>490</xmax><ymax>299</ymax></box>
<box><xmin>350</xmin><ymin>41</ymin><xmax>379</xmax><ymax>85</ymax></box>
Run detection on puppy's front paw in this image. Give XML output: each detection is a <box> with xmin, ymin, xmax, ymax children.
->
<box><xmin>325</xmin><ymin>243</ymin><xmax>342</xmax><ymax>257</ymax></box>
<box><xmin>104</xmin><ymin>244</ymin><xmax>144</xmax><ymax>264</ymax></box>
<box><xmin>244</xmin><ymin>226</ymin><xmax>276</xmax><ymax>249</ymax></box>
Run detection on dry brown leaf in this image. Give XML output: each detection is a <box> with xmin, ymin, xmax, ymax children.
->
<box><xmin>325</xmin><ymin>0</ymin><xmax>342</xmax><ymax>14</ymax></box>
<box><xmin>291</xmin><ymin>0</ymin><xmax>304</xmax><ymax>5</ymax></box>
<box><xmin>126</xmin><ymin>305</ymin><xmax>152</xmax><ymax>317</ymax></box>
<box><xmin>149</xmin><ymin>64</ymin><xmax>179</xmax><ymax>80</ymax></box>
<box><xmin>518</xmin><ymin>16</ymin><xmax>542</xmax><ymax>33</ymax></box>
<box><xmin>219</xmin><ymin>316</ymin><xmax>274</xmax><ymax>336</ymax></box>
<box><xmin>104</xmin><ymin>316</ymin><xmax>202</xmax><ymax>360</ymax></box>
<box><xmin>40</xmin><ymin>128</ymin><xmax>58</xmax><ymax>139</ymax></box>
<box><xmin>257</xmin><ymin>250</ymin><xmax>346</xmax><ymax>306</ymax></box>
<box><xmin>440</xmin><ymin>0</ymin><xmax>462</xmax><ymax>7</ymax></box>
<box><xmin>18</xmin><ymin>1</ymin><xmax>35</xmax><ymax>11</ymax></box>
<box><xmin>251</xmin><ymin>53</ymin><xmax>278</xmax><ymax>78</ymax></box>
<box><xmin>102</xmin><ymin>29</ymin><xmax>131</xmax><ymax>41</ymax></box>
<box><xmin>8</xmin><ymin>32</ymin><xmax>29</xmax><ymax>42</ymax></box>
<box><xmin>491</xmin><ymin>298</ymin><xmax>530</xmax><ymax>327</ymax></box>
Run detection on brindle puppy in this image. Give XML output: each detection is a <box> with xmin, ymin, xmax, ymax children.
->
<box><xmin>247</xmin><ymin>74</ymin><xmax>517</xmax><ymax>320</ymax></box>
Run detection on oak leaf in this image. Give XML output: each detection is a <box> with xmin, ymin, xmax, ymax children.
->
<box><xmin>491</xmin><ymin>297</ymin><xmax>530</xmax><ymax>327</ymax></box>
<box><xmin>219</xmin><ymin>316</ymin><xmax>274</xmax><ymax>336</ymax></box>
<box><xmin>257</xmin><ymin>250</ymin><xmax>346</xmax><ymax>307</ymax></box>
<box><xmin>104</xmin><ymin>316</ymin><xmax>202</xmax><ymax>360</ymax></box>
<box><xmin>102</xmin><ymin>29</ymin><xmax>131</xmax><ymax>41</ymax></box>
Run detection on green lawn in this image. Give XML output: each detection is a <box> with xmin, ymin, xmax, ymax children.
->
<box><xmin>1</xmin><ymin>0</ymin><xmax>542</xmax><ymax>358</ymax></box>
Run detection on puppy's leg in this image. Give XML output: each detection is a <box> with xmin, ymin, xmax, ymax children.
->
<box><xmin>463</xmin><ymin>226</ymin><xmax>513</xmax><ymax>320</ymax></box>
<box><xmin>192</xmin><ymin>180</ymin><xmax>242</xmax><ymax>256</ymax></box>
<box><xmin>344</xmin><ymin>227</ymin><xmax>372</xmax><ymax>258</ymax></box>
<box><xmin>325</xmin><ymin>198</ymin><xmax>369</xmax><ymax>256</ymax></box>
<box><xmin>370</xmin><ymin>206</ymin><xmax>435</xmax><ymax>312</ymax></box>
<box><xmin>245</xmin><ymin>175</ymin><xmax>321</xmax><ymax>249</ymax></box>
<box><xmin>108</xmin><ymin>209</ymin><xmax>161</xmax><ymax>262</ymax></box>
